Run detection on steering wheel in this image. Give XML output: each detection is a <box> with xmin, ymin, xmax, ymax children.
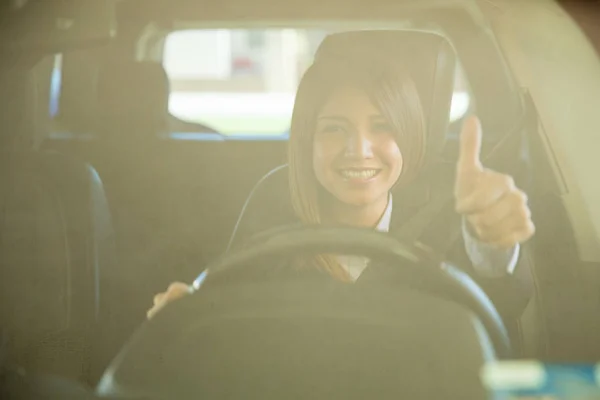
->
<box><xmin>208</xmin><ymin>224</ymin><xmax>511</xmax><ymax>357</ymax></box>
<box><xmin>97</xmin><ymin>225</ymin><xmax>511</xmax><ymax>399</ymax></box>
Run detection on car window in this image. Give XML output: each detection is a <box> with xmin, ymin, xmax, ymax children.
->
<box><xmin>49</xmin><ymin>54</ymin><xmax>62</xmax><ymax>119</ymax></box>
<box><xmin>163</xmin><ymin>28</ymin><xmax>472</xmax><ymax>137</ymax></box>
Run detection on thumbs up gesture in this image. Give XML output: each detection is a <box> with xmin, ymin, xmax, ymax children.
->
<box><xmin>455</xmin><ymin>116</ymin><xmax>535</xmax><ymax>249</ymax></box>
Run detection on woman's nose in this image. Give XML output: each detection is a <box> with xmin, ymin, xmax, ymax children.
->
<box><xmin>344</xmin><ymin>131</ymin><xmax>374</xmax><ymax>158</ymax></box>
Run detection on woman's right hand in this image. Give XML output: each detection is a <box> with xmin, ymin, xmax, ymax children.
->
<box><xmin>146</xmin><ymin>282</ymin><xmax>192</xmax><ymax>320</ymax></box>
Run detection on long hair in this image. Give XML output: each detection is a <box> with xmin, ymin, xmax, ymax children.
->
<box><xmin>287</xmin><ymin>55</ymin><xmax>427</xmax><ymax>281</ymax></box>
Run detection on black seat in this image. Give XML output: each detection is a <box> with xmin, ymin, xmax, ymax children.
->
<box><xmin>0</xmin><ymin>64</ymin><xmax>117</xmax><ymax>385</ymax></box>
<box><xmin>89</xmin><ymin>61</ymin><xmax>210</xmax><ymax>369</ymax></box>
<box><xmin>93</xmin><ymin>60</ymin><xmax>172</xmax><ymax>247</ymax></box>
<box><xmin>92</xmin><ymin>60</ymin><xmax>215</xmax><ymax>283</ymax></box>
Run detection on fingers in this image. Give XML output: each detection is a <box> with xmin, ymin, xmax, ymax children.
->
<box><xmin>152</xmin><ymin>282</ymin><xmax>189</xmax><ymax>306</ymax></box>
<box><xmin>469</xmin><ymin>214</ymin><xmax>535</xmax><ymax>249</ymax></box>
<box><xmin>466</xmin><ymin>190</ymin><xmax>530</xmax><ymax>229</ymax></box>
<box><xmin>456</xmin><ymin>172</ymin><xmax>515</xmax><ymax>214</ymax></box>
<box><xmin>153</xmin><ymin>292</ymin><xmax>165</xmax><ymax>306</ymax></box>
<box><xmin>147</xmin><ymin>303</ymin><xmax>165</xmax><ymax>320</ymax></box>
<box><xmin>457</xmin><ymin>115</ymin><xmax>484</xmax><ymax>175</ymax></box>
<box><xmin>147</xmin><ymin>281</ymin><xmax>192</xmax><ymax>320</ymax></box>
<box><xmin>464</xmin><ymin>187</ymin><xmax>535</xmax><ymax>249</ymax></box>
<box><xmin>486</xmin><ymin>222</ymin><xmax>535</xmax><ymax>249</ymax></box>
<box><xmin>167</xmin><ymin>282</ymin><xmax>192</xmax><ymax>297</ymax></box>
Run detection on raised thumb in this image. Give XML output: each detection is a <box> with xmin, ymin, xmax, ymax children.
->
<box><xmin>457</xmin><ymin>115</ymin><xmax>483</xmax><ymax>174</ymax></box>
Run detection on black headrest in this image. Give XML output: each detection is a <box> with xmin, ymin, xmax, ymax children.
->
<box><xmin>96</xmin><ymin>61</ymin><xmax>170</xmax><ymax>133</ymax></box>
<box><xmin>315</xmin><ymin>30</ymin><xmax>456</xmax><ymax>165</ymax></box>
<box><xmin>0</xmin><ymin>0</ymin><xmax>116</xmax><ymax>54</ymax></box>
<box><xmin>0</xmin><ymin>70</ymin><xmax>40</xmax><ymax>151</ymax></box>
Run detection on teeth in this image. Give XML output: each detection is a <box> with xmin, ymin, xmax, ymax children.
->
<box><xmin>340</xmin><ymin>169</ymin><xmax>378</xmax><ymax>179</ymax></box>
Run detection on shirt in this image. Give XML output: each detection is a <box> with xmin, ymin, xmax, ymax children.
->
<box><xmin>338</xmin><ymin>194</ymin><xmax>520</xmax><ymax>281</ymax></box>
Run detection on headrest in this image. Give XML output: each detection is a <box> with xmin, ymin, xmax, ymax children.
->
<box><xmin>0</xmin><ymin>70</ymin><xmax>40</xmax><ymax>151</ymax></box>
<box><xmin>315</xmin><ymin>30</ymin><xmax>456</xmax><ymax>165</ymax></box>
<box><xmin>96</xmin><ymin>61</ymin><xmax>170</xmax><ymax>133</ymax></box>
<box><xmin>0</xmin><ymin>0</ymin><xmax>116</xmax><ymax>54</ymax></box>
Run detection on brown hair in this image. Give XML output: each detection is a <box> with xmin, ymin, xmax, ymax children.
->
<box><xmin>288</xmin><ymin>56</ymin><xmax>427</xmax><ymax>281</ymax></box>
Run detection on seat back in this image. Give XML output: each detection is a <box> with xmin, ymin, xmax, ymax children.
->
<box><xmin>0</xmin><ymin>64</ymin><xmax>116</xmax><ymax>385</ymax></box>
<box><xmin>88</xmin><ymin>61</ymin><xmax>188</xmax><ymax>372</ymax></box>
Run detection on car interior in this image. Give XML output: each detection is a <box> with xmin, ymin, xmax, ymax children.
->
<box><xmin>2</xmin><ymin>0</ymin><xmax>600</xmax><ymax>399</ymax></box>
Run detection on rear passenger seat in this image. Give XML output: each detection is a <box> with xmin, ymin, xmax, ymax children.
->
<box><xmin>0</xmin><ymin>57</ymin><xmax>117</xmax><ymax>385</ymax></box>
<box><xmin>88</xmin><ymin>59</ymin><xmax>282</xmax><ymax>354</ymax></box>
<box><xmin>94</xmin><ymin>59</ymin><xmax>173</xmax><ymax>273</ymax></box>
<box><xmin>90</xmin><ymin>60</ymin><xmax>198</xmax><ymax>363</ymax></box>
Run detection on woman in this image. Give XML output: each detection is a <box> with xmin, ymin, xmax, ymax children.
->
<box><xmin>147</xmin><ymin>46</ymin><xmax>534</xmax><ymax>322</ymax></box>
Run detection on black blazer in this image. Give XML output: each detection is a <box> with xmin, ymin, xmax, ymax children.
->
<box><xmin>228</xmin><ymin>166</ymin><xmax>534</xmax><ymax>325</ymax></box>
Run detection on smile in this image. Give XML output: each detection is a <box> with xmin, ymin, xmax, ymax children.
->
<box><xmin>338</xmin><ymin>169</ymin><xmax>381</xmax><ymax>180</ymax></box>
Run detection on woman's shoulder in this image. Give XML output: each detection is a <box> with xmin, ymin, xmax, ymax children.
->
<box><xmin>228</xmin><ymin>165</ymin><xmax>297</xmax><ymax>251</ymax></box>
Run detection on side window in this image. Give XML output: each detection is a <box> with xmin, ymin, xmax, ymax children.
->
<box><xmin>44</xmin><ymin>47</ymin><xmax>106</xmax><ymax>136</ymax></box>
<box><xmin>451</xmin><ymin>61</ymin><xmax>473</xmax><ymax>124</ymax></box>
<box><xmin>163</xmin><ymin>28</ymin><xmax>471</xmax><ymax>138</ymax></box>
<box><xmin>49</xmin><ymin>54</ymin><xmax>63</xmax><ymax>119</ymax></box>
<box><xmin>30</xmin><ymin>53</ymin><xmax>66</xmax><ymax>138</ymax></box>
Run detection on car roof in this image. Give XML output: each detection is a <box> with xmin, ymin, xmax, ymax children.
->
<box><xmin>121</xmin><ymin>0</ymin><xmax>482</xmax><ymax>25</ymax></box>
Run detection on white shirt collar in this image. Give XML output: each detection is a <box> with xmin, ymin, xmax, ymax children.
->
<box><xmin>375</xmin><ymin>194</ymin><xmax>393</xmax><ymax>233</ymax></box>
<box><xmin>338</xmin><ymin>194</ymin><xmax>393</xmax><ymax>281</ymax></box>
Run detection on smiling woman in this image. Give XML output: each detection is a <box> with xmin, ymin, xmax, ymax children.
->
<box><xmin>288</xmin><ymin>58</ymin><xmax>424</xmax><ymax>280</ymax></box>
<box><xmin>148</xmin><ymin>30</ymin><xmax>534</xmax><ymax>323</ymax></box>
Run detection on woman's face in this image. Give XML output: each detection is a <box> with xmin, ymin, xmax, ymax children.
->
<box><xmin>312</xmin><ymin>86</ymin><xmax>403</xmax><ymax>208</ymax></box>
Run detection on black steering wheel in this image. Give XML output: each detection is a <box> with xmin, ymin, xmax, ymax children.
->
<box><xmin>208</xmin><ymin>224</ymin><xmax>511</xmax><ymax>357</ymax></box>
<box><xmin>97</xmin><ymin>225</ymin><xmax>511</xmax><ymax>399</ymax></box>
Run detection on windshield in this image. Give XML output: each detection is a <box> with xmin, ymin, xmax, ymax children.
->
<box><xmin>163</xmin><ymin>28</ymin><xmax>472</xmax><ymax>136</ymax></box>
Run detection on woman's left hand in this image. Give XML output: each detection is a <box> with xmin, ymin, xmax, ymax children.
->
<box><xmin>147</xmin><ymin>282</ymin><xmax>192</xmax><ymax>320</ymax></box>
<box><xmin>454</xmin><ymin>116</ymin><xmax>535</xmax><ymax>249</ymax></box>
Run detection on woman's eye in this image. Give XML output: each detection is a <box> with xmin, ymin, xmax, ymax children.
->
<box><xmin>320</xmin><ymin>125</ymin><xmax>345</xmax><ymax>134</ymax></box>
<box><xmin>372</xmin><ymin>122</ymin><xmax>393</xmax><ymax>133</ymax></box>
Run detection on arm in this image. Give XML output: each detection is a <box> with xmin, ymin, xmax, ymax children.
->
<box><xmin>447</xmin><ymin>224</ymin><xmax>534</xmax><ymax>323</ymax></box>
<box><xmin>147</xmin><ymin>282</ymin><xmax>193</xmax><ymax>320</ymax></box>
<box><xmin>461</xmin><ymin>217</ymin><xmax>520</xmax><ymax>277</ymax></box>
<box><xmin>452</xmin><ymin>116</ymin><xmax>535</xmax><ymax>320</ymax></box>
